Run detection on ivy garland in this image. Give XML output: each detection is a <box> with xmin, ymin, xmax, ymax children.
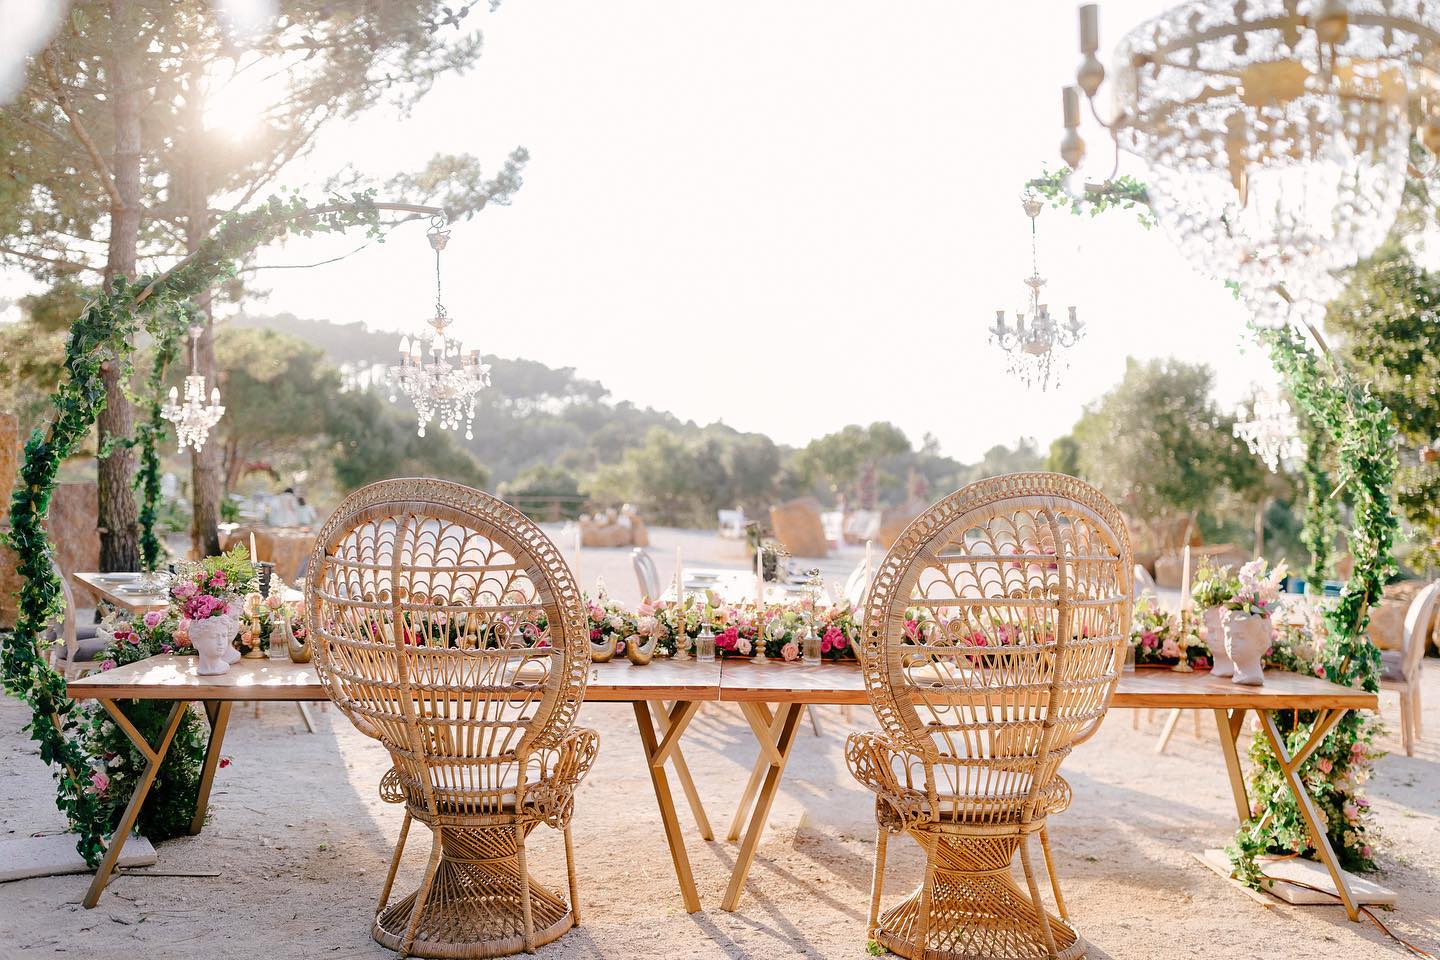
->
<box><xmin>1227</xmin><ymin>322</ymin><xmax>1397</xmax><ymax>881</ymax></box>
<box><xmin>3</xmin><ymin>193</ymin><xmax>385</xmax><ymax>866</ymax></box>
<box><xmin>1026</xmin><ymin>167</ymin><xmax>1156</xmax><ymax>227</ymax></box>
<box><xmin>1296</xmin><ymin>406</ymin><xmax>1341</xmax><ymax>590</ymax></box>
<box><xmin>133</xmin><ymin>301</ymin><xmax>195</xmax><ymax>571</ymax></box>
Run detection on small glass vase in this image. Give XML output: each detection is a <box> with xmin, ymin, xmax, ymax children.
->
<box><xmin>269</xmin><ymin>613</ymin><xmax>293</xmax><ymax>660</ymax></box>
<box><xmin>695</xmin><ymin>625</ymin><xmax>716</xmax><ymax>662</ymax></box>
<box><xmin>801</xmin><ymin>626</ymin><xmax>822</xmax><ymax>665</ymax></box>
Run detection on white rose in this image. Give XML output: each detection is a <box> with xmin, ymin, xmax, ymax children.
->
<box><xmin>607</xmin><ymin>615</ymin><xmax>624</xmax><ymax>631</ymax></box>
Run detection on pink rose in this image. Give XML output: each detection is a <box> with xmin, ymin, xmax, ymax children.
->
<box><xmin>86</xmin><ymin>771</ymin><xmax>109</xmax><ymax>795</ymax></box>
<box><xmin>265</xmin><ymin>594</ymin><xmax>283</xmax><ymax>610</ymax></box>
<box><xmin>1317</xmin><ymin>757</ymin><xmax>1333</xmax><ymax>774</ymax></box>
<box><xmin>143</xmin><ymin>610</ymin><xmax>164</xmax><ymax>628</ymax></box>
<box><xmin>716</xmin><ymin>627</ymin><xmax>739</xmax><ymax>651</ymax></box>
<box><xmin>824</xmin><ymin>626</ymin><xmax>846</xmax><ymax>651</ymax></box>
<box><xmin>172</xmin><ymin>582</ymin><xmax>197</xmax><ymax>600</ymax></box>
<box><xmin>1160</xmin><ymin>638</ymin><xmax>1182</xmax><ymax>659</ymax></box>
<box><xmin>736</xmin><ymin>637</ymin><xmax>753</xmax><ymax>656</ymax></box>
<box><xmin>781</xmin><ymin>641</ymin><xmax>799</xmax><ymax>661</ymax></box>
<box><xmin>1314</xmin><ymin>664</ymin><xmax>1326</xmax><ymax>677</ymax></box>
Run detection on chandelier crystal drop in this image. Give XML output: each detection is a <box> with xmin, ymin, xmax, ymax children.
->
<box><xmin>1063</xmin><ymin>1</ymin><xmax>1439</xmax><ymax>326</ymax></box>
<box><xmin>989</xmin><ymin>195</ymin><xmax>1085</xmax><ymax>390</ymax></box>
<box><xmin>386</xmin><ymin>221</ymin><xmax>492</xmax><ymax>439</ymax></box>
<box><xmin>160</xmin><ymin>326</ymin><xmax>225</xmax><ymax>453</ymax></box>
<box><xmin>1234</xmin><ymin>386</ymin><xmax>1304</xmax><ymax>472</ymax></box>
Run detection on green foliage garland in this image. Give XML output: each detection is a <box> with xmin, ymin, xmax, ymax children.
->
<box><xmin>1027</xmin><ymin>167</ymin><xmax>1156</xmax><ymax>227</ymax></box>
<box><xmin>134</xmin><ymin>302</ymin><xmax>194</xmax><ymax>571</ymax></box>
<box><xmin>1228</xmin><ymin>323</ymin><xmax>1397</xmax><ymax>881</ymax></box>
<box><xmin>1296</xmin><ymin>408</ymin><xmax>1340</xmax><ymax>589</ymax></box>
<box><xmin>3</xmin><ymin>193</ymin><xmax>384</xmax><ymax>865</ymax></box>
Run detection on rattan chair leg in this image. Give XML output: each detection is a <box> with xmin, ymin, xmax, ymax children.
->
<box><xmin>516</xmin><ymin>821</ymin><xmax>535</xmax><ymax>953</ymax></box>
<box><xmin>869</xmin><ymin>818</ymin><xmax>889</xmax><ymax>932</ymax></box>
<box><xmin>1019</xmin><ymin>833</ymin><xmax>1061</xmax><ymax>960</ymax></box>
<box><xmin>1038</xmin><ymin>825</ymin><xmax>1068</xmax><ymax>921</ymax></box>
<box><xmin>378</xmin><ymin>811</ymin><xmax>413</xmax><ymax>916</ymax></box>
<box><xmin>399</xmin><ymin>828</ymin><xmax>443</xmax><ymax>957</ymax></box>
<box><xmin>913</xmin><ymin>834</ymin><xmax>937</xmax><ymax>956</ymax></box>
<box><xmin>564</xmin><ymin>822</ymin><xmax>582</xmax><ymax>927</ymax></box>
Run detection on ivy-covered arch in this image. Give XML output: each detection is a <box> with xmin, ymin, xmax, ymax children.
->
<box><xmin>2</xmin><ymin>193</ymin><xmax>442</xmax><ymax>864</ymax></box>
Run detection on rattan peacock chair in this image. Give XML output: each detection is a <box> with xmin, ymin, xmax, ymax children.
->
<box><xmin>305</xmin><ymin>479</ymin><xmax>599</xmax><ymax>959</ymax></box>
<box><xmin>846</xmin><ymin>472</ymin><xmax>1132</xmax><ymax>960</ymax></box>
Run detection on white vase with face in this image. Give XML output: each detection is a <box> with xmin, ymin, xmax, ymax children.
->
<box><xmin>189</xmin><ymin>607</ymin><xmax>242</xmax><ymax>676</ymax></box>
<box><xmin>1204</xmin><ymin>606</ymin><xmax>1234</xmax><ymax>677</ymax></box>
<box><xmin>1223</xmin><ymin>611</ymin><xmax>1269</xmax><ymax>686</ymax></box>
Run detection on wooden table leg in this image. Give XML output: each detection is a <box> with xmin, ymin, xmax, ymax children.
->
<box><xmin>1213</xmin><ymin>708</ymin><xmax>1251</xmax><ymax>825</ymax></box>
<box><xmin>722</xmin><ymin>702</ymin><xmax>805</xmax><ymax>911</ymax></box>
<box><xmin>83</xmin><ymin>700</ymin><xmax>188</xmax><ymax>908</ymax></box>
<box><xmin>728</xmin><ymin>702</ymin><xmax>785</xmax><ymax>841</ymax></box>
<box><xmin>659</xmin><ymin>701</ymin><xmax>713</xmax><ymax>840</ymax></box>
<box><xmin>1255</xmin><ymin>708</ymin><xmax>1361</xmax><ymax>921</ymax></box>
<box><xmin>633</xmin><ymin>701</ymin><xmax>702</xmax><ymax>913</ymax></box>
<box><xmin>189</xmin><ymin>701</ymin><xmax>233</xmax><ymax>835</ymax></box>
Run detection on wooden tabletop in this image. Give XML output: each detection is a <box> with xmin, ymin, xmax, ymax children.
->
<box><xmin>66</xmin><ymin>655</ymin><xmax>1375</xmax><ymax>712</ymax></box>
<box><xmin>65</xmin><ymin>654</ymin><xmax>724</xmax><ymax>704</ymax></box>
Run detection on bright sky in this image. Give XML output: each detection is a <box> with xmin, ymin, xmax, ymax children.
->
<box><xmin>14</xmin><ymin>1</ymin><xmax>1282</xmax><ymax>462</ymax></box>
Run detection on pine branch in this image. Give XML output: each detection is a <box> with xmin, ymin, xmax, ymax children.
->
<box><xmin>0</xmin><ymin>245</ymin><xmax>96</xmax><ymax>274</ymax></box>
<box><xmin>42</xmin><ymin>50</ymin><xmax>123</xmax><ymax>210</ymax></box>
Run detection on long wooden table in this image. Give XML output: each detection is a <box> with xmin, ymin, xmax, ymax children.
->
<box><xmin>66</xmin><ymin>657</ymin><xmax>1376</xmax><ymax>921</ymax></box>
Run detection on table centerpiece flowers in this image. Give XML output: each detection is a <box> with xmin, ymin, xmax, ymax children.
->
<box><xmin>172</xmin><ymin>548</ymin><xmax>255</xmax><ymax>676</ymax></box>
<box><xmin>1222</xmin><ymin>558</ymin><xmax>1286</xmax><ymax>686</ymax></box>
<box><xmin>1192</xmin><ymin>560</ymin><xmax>1240</xmax><ymax>677</ymax></box>
<box><xmin>1130</xmin><ymin>596</ymin><xmax>1210</xmax><ymax>670</ymax></box>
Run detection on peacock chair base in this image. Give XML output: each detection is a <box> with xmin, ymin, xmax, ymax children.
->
<box><xmin>867</xmin><ymin>796</ymin><xmax>1086</xmax><ymax>960</ymax></box>
<box><xmin>374</xmin><ymin>822</ymin><xmax>574</xmax><ymax>959</ymax></box>
<box><xmin>872</xmin><ymin>828</ymin><xmax>1084</xmax><ymax>960</ymax></box>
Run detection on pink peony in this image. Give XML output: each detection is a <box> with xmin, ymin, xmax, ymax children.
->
<box><xmin>781</xmin><ymin>641</ymin><xmax>799</xmax><ymax>662</ymax></box>
<box><xmin>1160</xmin><ymin>637</ymin><xmax>1182</xmax><ymax>659</ymax></box>
<box><xmin>99</xmin><ymin>659</ymin><xmax>116</xmax><ymax>672</ymax></box>
<box><xmin>716</xmin><ymin>627</ymin><xmax>739</xmax><ymax>651</ymax></box>
<box><xmin>143</xmin><ymin>610</ymin><xmax>165</xmax><ymax>629</ymax></box>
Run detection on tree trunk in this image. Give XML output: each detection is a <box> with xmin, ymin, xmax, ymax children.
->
<box><xmin>182</xmin><ymin>58</ymin><xmax>223</xmax><ymax>559</ymax></box>
<box><xmin>97</xmin><ymin>0</ymin><xmax>142</xmax><ymax>572</ymax></box>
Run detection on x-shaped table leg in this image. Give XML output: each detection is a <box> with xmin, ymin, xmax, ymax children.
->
<box><xmin>1213</xmin><ymin>708</ymin><xmax>1251</xmax><ymax>825</ymax></box>
<box><xmin>1255</xmin><ymin>707</ymin><xmax>1360</xmax><ymax>920</ymax></box>
<box><xmin>633</xmin><ymin>700</ymin><xmax>704</xmax><ymax>913</ymax></box>
<box><xmin>83</xmin><ymin>700</ymin><xmax>188</xmax><ymax>908</ymax></box>
<box><xmin>189</xmin><ymin>701</ymin><xmax>233</xmax><ymax>835</ymax></box>
<box><xmin>722</xmin><ymin>702</ymin><xmax>806</xmax><ymax>911</ymax></box>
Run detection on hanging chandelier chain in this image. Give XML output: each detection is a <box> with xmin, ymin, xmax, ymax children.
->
<box><xmin>389</xmin><ymin>216</ymin><xmax>491</xmax><ymax>439</ymax></box>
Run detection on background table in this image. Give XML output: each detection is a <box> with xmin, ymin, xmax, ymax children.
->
<box><xmin>73</xmin><ymin>573</ymin><xmax>303</xmax><ymax>616</ymax></box>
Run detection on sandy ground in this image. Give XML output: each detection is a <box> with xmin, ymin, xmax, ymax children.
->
<box><xmin>3</xmin><ymin>530</ymin><xmax>1438</xmax><ymax>959</ymax></box>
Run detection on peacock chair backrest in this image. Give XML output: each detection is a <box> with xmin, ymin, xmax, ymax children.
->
<box><xmin>860</xmin><ymin>472</ymin><xmax>1132</xmax><ymax>824</ymax></box>
<box><xmin>305</xmin><ymin>479</ymin><xmax>589</xmax><ymax>817</ymax></box>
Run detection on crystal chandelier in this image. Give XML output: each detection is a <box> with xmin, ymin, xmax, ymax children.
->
<box><xmin>387</xmin><ymin>220</ymin><xmax>491</xmax><ymax>439</ymax></box>
<box><xmin>1059</xmin><ymin>1</ymin><xmax>1440</xmax><ymax>327</ymax></box>
<box><xmin>161</xmin><ymin>326</ymin><xmax>225</xmax><ymax>452</ymax></box>
<box><xmin>989</xmin><ymin>194</ymin><xmax>1084</xmax><ymax>390</ymax></box>
<box><xmin>1234</xmin><ymin>386</ymin><xmax>1304</xmax><ymax>472</ymax></box>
